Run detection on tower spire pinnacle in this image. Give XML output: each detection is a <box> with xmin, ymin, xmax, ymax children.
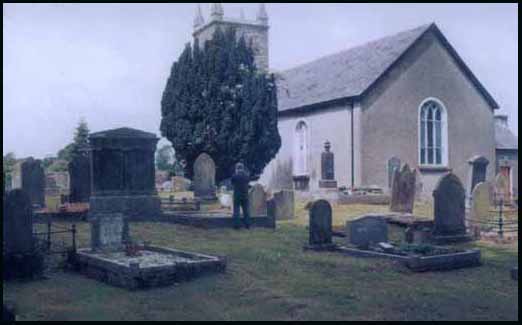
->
<box><xmin>210</xmin><ymin>3</ymin><xmax>224</xmax><ymax>21</ymax></box>
<box><xmin>257</xmin><ymin>3</ymin><xmax>268</xmax><ymax>24</ymax></box>
<box><xmin>193</xmin><ymin>4</ymin><xmax>205</xmax><ymax>28</ymax></box>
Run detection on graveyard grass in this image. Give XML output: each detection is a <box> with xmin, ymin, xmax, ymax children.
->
<box><xmin>4</xmin><ymin>201</ymin><xmax>518</xmax><ymax>321</ymax></box>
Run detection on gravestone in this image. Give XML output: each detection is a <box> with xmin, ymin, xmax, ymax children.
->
<box><xmin>432</xmin><ymin>173</ymin><xmax>471</xmax><ymax>243</ymax></box>
<box><xmin>193</xmin><ymin>153</ymin><xmax>217</xmax><ymax>201</ymax></box>
<box><xmin>68</xmin><ymin>155</ymin><xmax>91</xmax><ymax>203</ymax></box>
<box><xmin>306</xmin><ymin>200</ymin><xmax>335</xmax><ymax>249</ymax></box>
<box><xmin>471</xmin><ymin>182</ymin><xmax>490</xmax><ymax>221</ymax></box>
<box><xmin>13</xmin><ymin>158</ymin><xmax>45</xmax><ymax>208</ymax></box>
<box><xmin>249</xmin><ymin>184</ymin><xmax>267</xmax><ymax>216</ymax></box>
<box><xmin>387</xmin><ymin>157</ymin><xmax>401</xmax><ymax>188</ymax></box>
<box><xmin>493</xmin><ymin>173</ymin><xmax>509</xmax><ymax>203</ymax></box>
<box><xmin>468</xmin><ymin>156</ymin><xmax>489</xmax><ymax>196</ymax></box>
<box><xmin>347</xmin><ymin>215</ymin><xmax>388</xmax><ymax>248</ymax></box>
<box><xmin>3</xmin><ymin>189</ymin><xmax>34</xmax><ymax>254</ymax></box>
<box><xmin>319</xmin><ymin>141</ymin><xmax>338</xmax><ymax>188</ymax></box>
<box><xmin>90</xmin><ymin>213</ymin><xmax>129</xmax><ymax>252</ymax></box>
<box><xmin>3</xmin><ymin>189</ymin><xmax>44</xmax><ymax>280</ymax></box>
<box><xmin>272</xmin><ymin>190</ymin><xmax>295</xmax><ymax>220</ymax></box>
<box><xmin>389</xmin><ymin>164</ymin><xmax>416</xmax><ymax>213</ymax></box>
<box><xmin>45</xmin><ymin>175</ymin><xmax>60</xmax><ymax>196</ymax></box>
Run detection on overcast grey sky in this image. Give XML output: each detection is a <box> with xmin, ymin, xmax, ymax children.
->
<box><xmin>3</xmin><ymin>3</ymin><xmax>518</xmax><ymax>158</ymax></box>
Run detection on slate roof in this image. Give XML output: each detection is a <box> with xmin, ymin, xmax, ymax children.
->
<box><xmin>276</xmin><ymin>23</ymin><xmax>498</xmax><ymax>113</ymax></box>
<box><xmin>89</xmin><ymin>127</ymin><xmax>158</xmax><ymax>139</ymax></box>
<box><xmin>495</xmin><ymin>124</ymin><xmax>518</xmax><ymax>150</ymax></box>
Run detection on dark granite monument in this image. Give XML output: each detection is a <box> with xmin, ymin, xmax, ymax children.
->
<box><xmin>12</xmin><ymin>158</ymin><xmax>45</xmax><ymax>208</ymax></box>
<box><xmin>319</xmin><ymin>141</ymin><xmax>338</xmax><ymax>189</ymax></box>
<box><xmin>347</xmin><ymin>215</ymin><xmax>388</xmax><ymax>248</ymax></box>
<box><xmin>390</xmin><ymin>164</ymin><xmax>416</xmax><ymax>213</ymax></box>
<box><xmin>305</xmin><ymin>200</ymin><xmax>335</xmax><ymax>250</ymax></box>
<box><xmin>88</xmin><ymin>127</ymin><xmax>161</xmax><ymax>221</ymax></box>
<box><xmin>3</xmin><ymin>189</ymin><xmax>44</xmax><ymax>280</ymax></box>
<box><xmin>432</xmin><ymin>173</ymin><xmax>472</xmax><ymax>244</ymax></box>
<box><xmin>193</xmin><ymin>153</ymin><xmax>217</xmax><ymax>201</ymax></box>
<box><xmin>69</xmin><ymin>154</ymin><xmax>92</xmax><ymax>203</ymax></box>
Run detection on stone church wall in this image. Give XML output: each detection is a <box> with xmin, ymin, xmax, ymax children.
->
<box><xmin>360</xmin><ymin>29</ymin><xmax>496</xmax><ymax>200</ymax></box>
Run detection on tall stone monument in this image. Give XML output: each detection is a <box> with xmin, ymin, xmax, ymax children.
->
<box><xmin>319</xmin><ymin>141</ymin><xmax>338</xmax><ymax>189</ymax></box>
<box><xmin>432</xmin><ymin>173</ymin><xmax>471</xmax><ymax>244</ymax></box>
<box><xmin>389</xmin><ymin>164</ymin><xmax>416</xmax><ymax>213</ymax></box>
<box><xmin>193</xmin><ymin>153</ymin><xmax>217</xmax><ymax>201</ymax></box>
<box><xmin>88</xmin><ymin>127</ymin><xmax>161</xmax><ymax>221</ymax></box>
<box><xmin>69</xmin><ymin>155</ymin><xmax>92</xmax><ymax>203</ymax></box>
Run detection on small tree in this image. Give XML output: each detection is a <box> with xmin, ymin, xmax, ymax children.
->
<box><xmin>160</xmin><ymin>27</ymin><xmax>281</xmax><ymax>182</ymax></box>
<box><xmin>57</xmin><ymin>119</ymin><xmax>90</xmax><ymax>162</ymax></box>
<box><xmin>155</xmin><ymin>144</ymin><xmax>176</xmax><ymax>174</ymax></box>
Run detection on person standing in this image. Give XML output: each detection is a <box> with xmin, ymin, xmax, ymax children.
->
<box><xmin>231</xmin><ymin>163</ymin><xmax>251</xmax><ymax>229</ymax></box>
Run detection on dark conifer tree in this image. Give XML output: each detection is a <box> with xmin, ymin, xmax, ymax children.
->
<box><xmin>161</xmin><ymin>28</ymin><xmax>281</xmax><ymax>182</ymax></box>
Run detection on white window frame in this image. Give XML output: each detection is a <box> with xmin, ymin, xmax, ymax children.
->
<box><xmin>294</xmin><ymin>120</ymin><xmax>310</xmax><ymax>176</ymax></box>
<box><xmin>418</xmin><ymin>98</ymin><xmax>449</xmax><ymax>168</ymax></box>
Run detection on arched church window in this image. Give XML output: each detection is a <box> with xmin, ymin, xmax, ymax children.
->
<box><xmin>419</xmin><ymin>99</ymin><xmax>448</xmax><ymax>166</ymax></box>
<box><xmin>294</xmin><ymin>121</ymin><xmax>309</xmax><ymax>175</ymax></box>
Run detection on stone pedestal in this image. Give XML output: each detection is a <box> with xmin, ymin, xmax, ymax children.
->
<box><xmin>90</xmin><ymin>213</ymin><xmax>129</xmax><ymax>252</ymax></box>
<box><xmin>319</xmin><ymin>141</ymin><xmax>338</xmax><ymax>189</ymax></box>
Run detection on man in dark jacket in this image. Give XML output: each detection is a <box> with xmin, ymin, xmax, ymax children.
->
<box><xmin>231</xmin><ymin>163</ymin><xmax>250</xmax><ymax>229</ymax></box>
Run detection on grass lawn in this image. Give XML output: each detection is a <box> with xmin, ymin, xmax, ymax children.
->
<box><xmin>3</xmin><ymin>202</ymin><xmax>518</xmax><ymax>321</ymax></box>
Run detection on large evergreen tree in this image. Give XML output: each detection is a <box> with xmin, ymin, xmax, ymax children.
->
<box><xmin>161</xmin><ymin>28</ymin><xmax>281</xmax><ymax>182</ymax></box>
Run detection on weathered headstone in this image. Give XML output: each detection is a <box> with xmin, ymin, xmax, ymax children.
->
<box><xmin>319</xmin><ymin>141</ymin><xmax>338</xmax><ymax>188</ymax></box>
<box><xmin>307</xmin><ymin>200</ymin><xmax>334</xmax><ymax>249</ymax></box>
<box><xmin>3</xmin><ymin>189</ymin><xmax>34</xmax><ymax>254</ymax></box>
<box><xmin>193</xmin><ymin>153</ymin><xmax>217</xmax><ymax>200</ymax></box>
<box><xmin>471</xmin><ymin>182</ymin><xmax>491</xmax><ymax>221</ymax></box>
<box><xmin>347</xmin><ymin>215</ymin><xmax>388</xmax><ymax>248</ymax></box>
<box><xmin>387</xmin><ymin>157</ymin><xmax>401</xmax><ymax>188</ymax></box>
<box><xmin>249</xmin><ymin>184</ymin><xmax>267</xmax><ymax>216</ymax></box>
<box><xmin>12</xmin><ymin>158</ymin><xmax>45</xmax><ymax>208</ymax></box>
<box><xmin>68</xmin><ymin>155</ymin><xmax>91</xmax><ymax>203</ymax></box>
<box><xmin>432</xmin><ymin>173</ymin><xmax>470</xmax><ymax>243</ymax></box>
<box><xmin>272</xmin><ymin>190</ymin><xmax>295</xmax><ymax>220</ymax></box>
<box><xmin>90</xmin><ymin>213</ymin><xmax>129</xmax><ymax>252</ymax></box>
<box><xmin>493</xmin><ymin>173</ymin><xmax>509</xmax><ymax>203</ymax></box>
<box><xmin>390</xmin><ymin>164</ymin><xmax>416</xmax><ymax>213</ymax></box>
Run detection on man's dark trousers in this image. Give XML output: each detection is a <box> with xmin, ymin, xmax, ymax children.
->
<box><xmin>233</xmin><ymin>195</ymin><xmax>250</xmax><ymax>229</ymax></box>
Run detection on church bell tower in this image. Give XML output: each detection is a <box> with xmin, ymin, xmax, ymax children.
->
<box><xmin>193</xmin><ymin>3</ymin><xmax>270</xmax><ymax>72</ymax></box>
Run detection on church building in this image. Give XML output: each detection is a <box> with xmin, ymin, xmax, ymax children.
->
<box><xmin>193</xmin><ymin>4</ymin><xmax>510</xmax><ymax>200</ymax></box>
